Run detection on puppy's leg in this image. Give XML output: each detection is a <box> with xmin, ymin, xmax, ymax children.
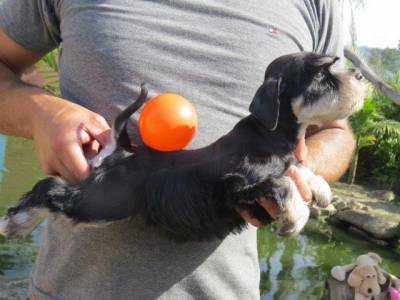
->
<box><xmin>0</xmin><ymin>177</ymin><xmax>70</xmax><ymax>238</ymax></box>
<box><xmin>222</xmin><ymin>176</ymin><xmax>273</xmax><ymax>225</ymax></box>
<box><xmin>229</xmin><ymin>177</ymin><xmax>309</xmax><ymax>231</ymax></box>
<box><xmin>297</xmin><ymin>165</ymin><xmax>332</xmax><ymax>208</ymax></box>
<box><xmin>0</xmin><ymin>208</ymin><xmax>47</xmax><ymax>239</ymax></box>
<box><xmin>276</xmin><ymin>176</ymin><xmax>310</xmax><ymax>236</ymax></box>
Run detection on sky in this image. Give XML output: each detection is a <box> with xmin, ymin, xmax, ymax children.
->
<box><xmin>353</xmin><ymin>0</ymin><xmax>400</xmax><ymax>48</ymax></box>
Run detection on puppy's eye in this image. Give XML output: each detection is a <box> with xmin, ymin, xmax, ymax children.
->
<box><xmin>314</xmin><ymin>71</ymin><xmax>325</xmax><ymax>81</ymax></box>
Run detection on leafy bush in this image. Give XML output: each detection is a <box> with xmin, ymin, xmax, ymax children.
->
<box><xmin>349</xmin><ymin>73</ymin><xmax>400</xmax><ymax>191</ymax></box>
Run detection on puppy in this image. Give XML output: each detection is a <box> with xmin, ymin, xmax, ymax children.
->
<box><xmin>0</xmin><ymin>52</ymin><xmax>365</xmax><ymax>241</ymax></box>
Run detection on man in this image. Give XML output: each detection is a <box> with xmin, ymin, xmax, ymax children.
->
<box><xmin>0</xmin><ymin>1</ymin><xmax>355</xmax><ymax>299</ymax></box>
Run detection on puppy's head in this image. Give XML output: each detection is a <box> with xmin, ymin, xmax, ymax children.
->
<box><xmin>250</xmin><ymin>52</ymin><xmax>366</xmax><ymax>130</ymax></box>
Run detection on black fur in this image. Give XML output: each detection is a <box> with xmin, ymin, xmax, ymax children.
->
<box><xmin>5</xmin><ymin>52</ymin><xmax>342</xmax><ymax>241</ymax></box>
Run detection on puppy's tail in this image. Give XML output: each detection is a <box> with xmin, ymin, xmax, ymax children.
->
<box><xmin>114</xmin><ymin>83</ymin><xmax>148</xmax><ymax>150</ymax></box>
<box><xmin>89</xmin><ymin>83</ymin><xmax>148</xmax><ymax>167</ymax></box>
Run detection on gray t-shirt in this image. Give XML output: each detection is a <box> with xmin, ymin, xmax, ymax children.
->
<box><xmin>0</xmin><ymin>1</ymin><xmax>344</xmax><ymax>299</ymax></box>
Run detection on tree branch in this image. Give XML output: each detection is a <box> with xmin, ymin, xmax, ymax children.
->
<box><xmin>344</xmin><ymin>47</ymin><xmax>400</xmax><ymax>105</ymax></box>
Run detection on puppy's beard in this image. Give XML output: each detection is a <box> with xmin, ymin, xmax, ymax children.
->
<box><xmin>336</xmin><ymin>72</ymin><xmax>366</xmax><ymax>115</ymax></box>
<box><xmin>277</xmin><ymin>177</ymin><xmax>310</xmax><ymax>236</ymax></box>
<box><xmin>291</xmin><ymin>72</ymin><xmax>365</xmax><ymax>126</ymax></box>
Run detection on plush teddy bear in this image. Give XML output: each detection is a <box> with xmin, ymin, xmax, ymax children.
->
<box><xmin>331</xmin><ymin>252</ymin><xmax>400</xmax><ymax>300</ymax></box>
<box><xmin>347</xmin><ymin>264</ymin><xmax>385</xmax><ymax>300</ymax></box>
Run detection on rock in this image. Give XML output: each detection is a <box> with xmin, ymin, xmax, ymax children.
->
<box><xmin>393</xmin><ymin>240</ymin><xmax>400</xmax><ymax>256</ymax></box>
<box><xmin>0</xmin><ymin>277</ymin><xmax>28</xmax><ymax>300</ymax></box>
<box><xmin>348</xmin><ymin>200</ymin><xmax>364</xmax><ymax>210</ymax></box>
<box><xmin>368</xmin><ymin>190</ymin><xmax>396</xmax><ymax>202</ymax></box>
<box><xmin>334</xmin><ymin>200</ymin><xmax>348</xmax><ymax>211</ymax></box>
<box><xmin>361</xmin><ymin>206</ymin><xmax>370</xmax><ymax>212</ymax></box>
<box><xmin>310</xmin><ymin>204</ymin><xmax>337</xmax><ymax>219</ymax></box>
<box><xmin>335</xmin><ymin>209</ymin><xmax>400</xmax><ymax>240</ymax></box>
<box><xmin>347</xmin><ymin>226</ymin><xmax>390</xmax><ymax>246</ymax></box>
<box><xmin>310</xmin><ymin>206</ymin><xmax>321</xmax><ymax>219</ymax></box>
<box><xmin>311</xmin><ymin>203</ymin><xmax>337</xmax><ymax>220</ymax></box>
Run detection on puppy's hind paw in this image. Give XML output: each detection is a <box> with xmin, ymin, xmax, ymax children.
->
<box><xmin>0</xmin><ymin>208</ymin><xmax>47</xmax><ymax>239</ymax></box>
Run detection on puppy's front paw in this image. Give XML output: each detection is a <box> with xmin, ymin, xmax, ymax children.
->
<box><xmin>309</xmin><ymin>176</ymin><xmax>332</xmax><ymax>208</ymax></box>
<box><xmin>276</xmin><ymin>177</ymin><xmax>310</xmax><ymax>236</ymax></box>
<box><xmin>0</xmin><ymin>208</ymin><xmax>47</xmax><ymax>239</ymax></box>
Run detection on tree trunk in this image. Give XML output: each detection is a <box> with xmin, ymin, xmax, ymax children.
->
<box><xmin>347</xmin><ymin>136</ymin><xmax>360</xmax><ymax>184</ymax></box>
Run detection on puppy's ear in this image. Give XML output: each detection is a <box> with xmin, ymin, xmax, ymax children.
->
<box><xmin>310</xmin><ymin>55</ymin><xmax>339</xmax><ymax>68</ymax></box>
<box><xmin>249</xmin><ymin>77</ymin><xmax>282</xmax><ymax>131</ymax></box>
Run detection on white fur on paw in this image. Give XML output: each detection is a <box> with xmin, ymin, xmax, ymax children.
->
<box><xmin>309</xmin><ymin>176</ymin><xmax>332</xmax><ymax>208</ymax></box>
<box><xmin>277</xmin><ymin>177</ymin><xmax>310</xmax><ymax>236</ymax></box>
<box><xmin>297</xmin><ymin>165</ymin><xmax>332</xmax><ymax>208</ymax></box>
<box><xmin>0</xmin><ymin>209</ymin><xmax>47</xmax><ymax>239</ymax></box>
<box><xmin>0</xmin><ymin>217</ymin><xmax>9</xmax><ymax>236</ymax></box>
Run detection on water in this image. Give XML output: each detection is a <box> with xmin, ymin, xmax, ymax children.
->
<box><xmin>0</xmin><ymin>136</ymin><xmax>399</xmax><ymax>299</ymax></box>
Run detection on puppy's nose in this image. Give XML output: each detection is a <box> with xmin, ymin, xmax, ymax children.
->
<box><xmin>367</xmin><ymin>288</ymin><xmax>373</xmax><ymax>294</ymax></box>
<box><xmin>355</xmin><ymin>72</ymin><xmax>363</xmax><ymax>80</ymax></box>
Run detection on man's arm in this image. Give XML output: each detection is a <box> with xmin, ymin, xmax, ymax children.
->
<box><xmin>0</xmin><ymin>30</ymin><xmax>110</xmax><ymax>183</ymax></box>
<box><xmin>302</xmin><ymin>119</ymin><xmax>355</xmax><ymax>183</ymax></box>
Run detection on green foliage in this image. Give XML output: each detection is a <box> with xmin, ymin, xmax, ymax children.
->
<box><xmin>363</xmin><ymin>47</ymin><xmax>400</xmax><ymax>76</ymax></box>
<box><xmin>349</xmin><ymin>72</ymin><xmax>400</xmax><ymax>190</ymax></box>
<box><xmin>36</xmin><ymin>48</ymin><xmax>61</xmax><ymax>96</ymax></box>
<box><xmin>41</xmin><ymin>48</ymin><xmax>61</xmax><ymax>73</ymax></box>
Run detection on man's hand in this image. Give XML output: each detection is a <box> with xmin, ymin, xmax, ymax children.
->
<box><xmin>0</xmin><ymin>30</ymin><xmax>111</xmax><ymax>184</ymax></box>
<box><xmin>32</xmin><ymin>97</ymin><xmax>111</xmax><ymax>183</ymax></box>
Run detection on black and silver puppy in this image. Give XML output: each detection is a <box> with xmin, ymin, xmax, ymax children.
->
<box><xmin>0</xmin><ymin>52</ymin><xmax>365</xmax><ymax>241</ymax></box>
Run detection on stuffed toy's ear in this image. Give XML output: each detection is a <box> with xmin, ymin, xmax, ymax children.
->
<box><xmin>348</xmin><ymin>266</ymin><xmax>363</xmax><ymax>288</ymax></box>
<box><xmin>374</xmin><ymin>266</ymin><xmax>387</xmax><ymax>285</ymax></box>
<box><xmin>368</xmin><ymin>252</ymin><xmax>382</xmax><ymax>264</ymax></box>
<box><xmin>249</xmin><ymin>77</ymin><xmax>282</xmax><ymax>131</ymax></box>
<box><xmin>331</xmin><ymin>264</ymin><xmax>357</xmax><ymax>281</ymax></box>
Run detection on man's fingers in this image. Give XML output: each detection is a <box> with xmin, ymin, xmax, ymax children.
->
<box><xmin>238</xmin><ymin>210</ymin><xmax>264</xmax><ymax>227</ymax></box>
<box><xmin>83</xmin><ymin>140</ymin><xmax>100</xmax><ymax>160</ymax></box>
<box><xmin>257</xmin><ymin>197</ymin><xmax>279</xmax><ymax>219</ymax></box>
<box><xmin>85</xmin><ymin>116</ymin><xmax>111</xmax><ymax>146</ymax></box>
<box><xmin>239</xmin><ymin>197</ymin><xmax>279</xmax><ymax>227</ymax></box>
<box><xmin>286</xmin><ymin>165</ymin><xmax>313</xmax><ymax>203</ymax></box>
<box><xmin>78</xmin><ymin>126</ymin><xmax>92</xmax><ymax>145</ymax></box>
<box><xmin>56</xmin><ymin>159</ymin><xmax>79</xmax><ymax>183</ymax></box>
<box><xmin>294</xmin><ymin>134</ymin><xmax>308</xmax><ymax>162</ymax></box>
<box><xmin>61</xmin><ymin>143</ymin><xmax>91</xmax><ymax>183</ymax></box>
<box><xmin>45</xmin><ymin>158</ymin><xmax>76</xmax><ymax>184</ymax></box>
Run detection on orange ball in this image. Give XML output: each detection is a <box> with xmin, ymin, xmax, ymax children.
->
<box><xmin>139</xmin><ymin>93</ymin><xmax>197</xmax><ymax>151</ymax></box>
